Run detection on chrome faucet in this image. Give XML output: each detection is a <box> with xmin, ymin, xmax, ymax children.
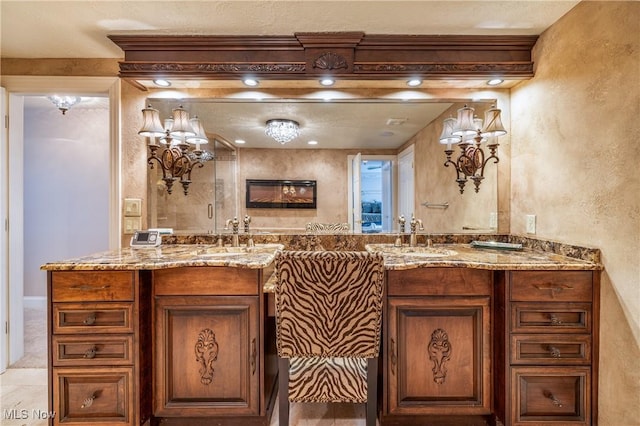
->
<box><xmin>243</xmin><ymin>215</ymin><xmax>251</xmax><ymax>233</ymax></box>
<box><xmin>409</xmin><ymin>214</ymin><xmax>424</xmax><ymax>247</ymax></box>
<box><xmin>225</xmin><ymin>217</ymin><xmax>240</xmax><ymax>247</ymax></box>
<box><xmin>398</xmin><ymin>215</ymin><xmax>406</xmax><ymax>233</ymax></box>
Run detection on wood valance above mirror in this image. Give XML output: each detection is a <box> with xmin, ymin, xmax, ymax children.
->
<box><xmin>108</xmin><ymin>32</ymin><xmax>538</xmax><ymax>89</ymax></box>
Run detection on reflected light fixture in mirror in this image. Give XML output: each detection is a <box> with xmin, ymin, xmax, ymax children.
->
<box><xmin>439</xmin><ymin>104</ymin><xmax>506</xmax><ymax>194</ymax></box>
<box><xmin>139</xmin><ymin>104</ymin><xmax>209</xmax><ymax>195</ymax></box>
<box><xmin>265</xmin><ymin>119</ymin><xmax>300</xmax><ymax>144</ymax></box>
<box><xmin>48</xmin><ymin>95</ymin><xmax>80</xmax><ymax>115</ymax></box>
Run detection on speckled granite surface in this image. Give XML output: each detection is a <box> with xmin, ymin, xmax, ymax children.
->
<box><xmin>42</xmin><ymin>234</ymin><xmax>601</xmax><ymax>273</ymax></box>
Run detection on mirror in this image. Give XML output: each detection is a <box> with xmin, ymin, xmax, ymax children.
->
<box><xmin>146</xmin><ymin>97</ymin><xmax>499</xmax><ymax>235</ymax></box>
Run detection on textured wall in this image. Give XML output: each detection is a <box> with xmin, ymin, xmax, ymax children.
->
<box><xmin>510</xmin><ymin>2</ymin><xmax>640</xmax><ymax>423</ymax></box>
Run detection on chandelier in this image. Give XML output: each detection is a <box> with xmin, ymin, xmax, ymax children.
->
<box><xmin>265</xmin><ymin>119</ymin><xmax>300</xmax><ymax>144</ymax></box>
<box><xmin>48</xmin><ymin>95</ymin><xmax>81</xmax><ymax>115</ymax></box>
<box><xmin>138</xmin><ymin>105</ymin><xmax>208</xmax><ymax>195</ymax></box>
<box><xmin>439</xmin><ymin>104</ymin><xmax>506</xmax><ymax>194</ymax></box>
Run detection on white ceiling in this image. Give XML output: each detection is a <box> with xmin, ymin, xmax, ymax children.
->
<box><xmin>4</xmin><ymin>1</ymin><xmax>580</xmax><ymax>150</ymax></box>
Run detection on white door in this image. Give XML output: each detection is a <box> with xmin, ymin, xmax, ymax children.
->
<box><xmin>348</xmin><ymin>153</ymin><xmax>362</xmax><ymax>233</ymax></box>
<box><xmin>398</xmin><ymin>145</ymin><xmax>415</xmax><ymax>229</ymax></box>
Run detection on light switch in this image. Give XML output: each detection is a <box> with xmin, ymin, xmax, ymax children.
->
<box><xmin>124</xmin><ymin>217</ymin><xmax>142</xmax><ymax>234</ymax></box>
<box><xmin>124</xmin><ymin>198</ymin><xmax>142</xmax><ymax>217</ymax></box>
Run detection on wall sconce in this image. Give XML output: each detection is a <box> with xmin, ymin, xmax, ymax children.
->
<box><xmin>439</xmin><ymin>104</ymin><xmax>506</xmax><ymax>194</ymax></box>
<box><xmin>138</xmin><ymin>105</ymin><xmax>208</xmax><ymax>195</ymax></box>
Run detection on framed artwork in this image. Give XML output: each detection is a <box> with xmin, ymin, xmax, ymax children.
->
<box><xmin>246</xmin><ymin>179</ymin><xmax>317</xmax><ymax>209</ymax></box>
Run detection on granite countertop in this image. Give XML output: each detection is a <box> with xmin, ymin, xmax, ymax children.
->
<box><xmin>40</xmin><ymin>243</ymin><xmax>284</xmax><ymax>271</ymax></box>
<box><xmin>364</xmin><ymin>243</ymin><xmax>602</xmax><ymax>271</ymax></box>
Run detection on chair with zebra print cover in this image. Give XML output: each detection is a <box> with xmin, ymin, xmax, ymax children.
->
<box><xmin>305</xmin><ymin>222</ymin><xmax>351</xmax><ymax>234</ymax></box>
<box><xmin>274</xmin><ymin>250</ymin><xmax>384</xmax><ymax>426</ymax></box>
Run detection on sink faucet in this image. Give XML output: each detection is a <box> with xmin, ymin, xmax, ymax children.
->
<box><xmin>398</xmin><ymin>215</ymin><xmax>406</xmax><ymax>233</ymax></box>
<box><xmin>243</xmin><ymin>215</ymin><xmax>251</xmax><ymax>233</ymax></box>
<box><xmin>409</xmin><ymin>214</ymin><xmax>424</xmax><ymax>247</ymax></box>
<box><xmin>225</xmin><ymin>217</ymin><xmax>240</xmax><ymax>247</ymax></box>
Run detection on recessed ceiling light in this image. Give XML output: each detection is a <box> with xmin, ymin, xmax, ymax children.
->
<box><xmin>307</xmin><ymin>140</ymin><xmax>318</xmax><ymax>145</ymax></box>
<box><xmin>235</xmin><ymin>139</ymin><xmax>246</xmax><ymax>144</ymax></box>
<box><xmin>319</xmin><ymin>78</ymin><xmax>335</xmax><ymax>86</ymax></box>
<box><xmin>153</xmin><ymin>79</ymin><xmax>171</xmax><ymax>87</ymax></box>
<box><xmin>407</xmin><ymin>79</ymin><xmax>422</xmax><ymax>87</ymax></box>
<box><xmin>487</xmin><ymin>78</ymin><xmax>504</xmax><ymax>86</ymax></box>
<box><xmin>243</xmin><ymin>78</ymin><xmax>259</xmax><ymax>87</ymax></box>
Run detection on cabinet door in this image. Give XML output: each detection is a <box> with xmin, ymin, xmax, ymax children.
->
<box><xmin>387</xmin><ymin>297</ymin><xmax>491</xmax><ymax>415</ymax></box>
<box><xmin>154</xmin><ymin>296</ymin><xmax>260</xmax><ymax>417</ymax></box>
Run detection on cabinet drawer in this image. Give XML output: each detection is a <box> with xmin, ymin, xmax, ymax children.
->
<box><xmin>52</xmin><ymin>271</ymin><xmax>134</xmax><ymax>302</ymax></box>
<box><xmin>511</xmin><ymin>366</ymin><xmax>590</xmax><ymax>425</ymax></box>
<box><xmin>52</xmin><ymin>367</ymin><xmax>132</xmax><ymax>425</ymax></box>
<box><xmin>53</xmin><ymin>303</ymin><xmax>133</xmax><ymax>334</ymax></box>
<box><xmin>511</xmin><ymin>303</ymin><xmax>591</xmax><ymax>334</ymax></box>
<box><xmin>53</xmin><ymin>334</ymin><xmax>134</xmax><ymax>366</ymax></box>
<box><xmin>154</xmin><ymin>267</ymin><xmax>259</xmax><ymax>296</ymax></box>
<box><xmin>510</xmin><ymin>271</ymin><xmax>592</xmax><ymax>302</ymax></box>
<box><xmin>387</xmin><ymin>268</ymin><xmax>492</xmax><ymax>296</ymax></box>
<box><xmin>511</xmin><ymin>334</ymin><xmax>591</xmax><ymax>365</ymax></box>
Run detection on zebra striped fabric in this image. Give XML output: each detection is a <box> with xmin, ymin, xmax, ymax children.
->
<box><xmin>305</xmin><ymin>222</ymin><xmax>350</xmax><ymax>233</ymax></box>
<box><xmin>274</xmin><ymin>251</ymin><xmax>384</xmax><ymax>358</ymax></box>
<box><xmin>288</xmin><ymin>357</ymin><xmax>368</xmax><ymax>403</ymax></box>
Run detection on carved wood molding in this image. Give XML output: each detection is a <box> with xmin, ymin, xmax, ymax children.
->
<box><xmin>195</xmin><ymin>328</ymin><xmax>219</xmax><ymax>385</ymax></box>
<box><xmin>108</xmin><ymin>32</ymin><xmax>537</xmax><ymax>83</ymax></box>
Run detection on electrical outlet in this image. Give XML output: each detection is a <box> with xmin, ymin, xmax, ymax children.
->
<box><xmin>526</xmin><ymin>214</ymin><xmax>536</xmax><ymax>234</ymax></box>
<box><xmin>489</xmin><ymin>212</ymin><xmax>498</xmax><ymax>228</ymax></box>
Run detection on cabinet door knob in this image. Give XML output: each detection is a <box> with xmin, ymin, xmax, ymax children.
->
<box><xmin>83</xmin><ymin>346</ymin><xmax>97</xmax><ymax>359</ymax></box>
<box><xmin>548</xmin><ymin>313</ymin><xmax>563</xmax><ymax>325</ymax></box>
<box><xmin>81</xmin><ymin>393</ymin><xmax>96</xmax><ymax>409</ymax></box>
<box><xmin>547</xmin><ymin>345</ymin><xmax>561</xmax><ymax>358</ymax></box>
<box><xmin>543</xmin><ymin>390</ymin><xmax>563</xmax><ymax>408</ymax></box>
<box><xmin>83</xmin><ymin>313</ymin><xmax>96</xmax><ymax>325</ymax></box>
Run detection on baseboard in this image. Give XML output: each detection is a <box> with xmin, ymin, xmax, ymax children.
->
<box><xmin>23</xmin><ymin>296</ymin><xmax>46</xmax><ymax>310</ymax></box>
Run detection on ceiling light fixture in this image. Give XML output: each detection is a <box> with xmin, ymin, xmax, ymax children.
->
<box><xmin>243</xmin><ymin>78</ymin><xmax>259</xmax><ymax>87</ymax></box>
<box><xmin>48</xmin><ymin>95</ymin><xmax>81</xmax><ymax>115</ymax></box>
<box><xmin>139</xmin><ymin>104</ymin><xmax>209</xmax><ymax>195</ymax></box>
<box><xmin>153</xmin><ymin>79</ymin><xmax>171</xmax><ymax>87</ymax></box>
<box><xmin>439</xmin><ymin>104</ymin><xmax>506</xmax><ymax>194</ymax></box>
<box><xmin>307</xmin><ymin>140</ymin><xmax>318</xmax><ymax>145</ymax></box>
<box><xmin>319</xmin><ymin>78</ymin><xmax>335</xmax><ymax>86</ymax></box>
<box><xmin>407</xmin><ymin>79</ymin><xmax>423</xmax><ymax>87</ymax></box>
<box><xmin>487</xmin><ymin>78</ymin><xmax>504</xmax><ymax>86</ymax></box>
<box><xmin>265</xmin><ymin>119</ymin><xmax>300</xmax><ymax>145</ymax></box>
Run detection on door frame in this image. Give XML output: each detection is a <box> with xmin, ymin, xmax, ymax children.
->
<box><xmin>0</xmin><ymin>76</ymin><xmax>120</xmax><ymax>368</ymax></box>
<box><xmin>397</xmin><ymin>144</ymin><xmax>415</xmax><ymax>222</ymax></box>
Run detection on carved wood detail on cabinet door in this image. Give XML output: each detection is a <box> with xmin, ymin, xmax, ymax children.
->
<box><xmin>427</xmin><ymin>328</ymin><xmax>452</xmax><ymax>384</ymax></box>
<box><xmin>195</xmin><ymin>328</ymin><xmax>219</xmax><ymax>385</ymax></box>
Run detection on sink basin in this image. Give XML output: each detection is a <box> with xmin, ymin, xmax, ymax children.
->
<box><xmin>366</xmin><ymin>244</ymin><xmax>457</xmax><ymax>258</ymax></box>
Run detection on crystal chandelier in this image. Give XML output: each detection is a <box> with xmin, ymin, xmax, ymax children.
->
<box><xmin>139</xmin><ymin>105</ymin><xmax>209</xmax><ymax>195</ymax></box>
<box><xmin>48</xmin><ymin>95</ymin><xmax>81</xmax><ymax>115</ymax></box>
<box><xmin>265</xmin><ymin>119</ymin><xmax>300</xmax><ymax>144</ymax></box>
<box><xmin>439</xmin><ymin>104</ymin><xmax>506</xmax><ymax>194</ymax></box>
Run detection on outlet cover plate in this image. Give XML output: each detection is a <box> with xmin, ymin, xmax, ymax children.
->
<box><xmin>526</xmin><ymin>214</ymin><xmax>536</xmax><ymax>234</ymax></box>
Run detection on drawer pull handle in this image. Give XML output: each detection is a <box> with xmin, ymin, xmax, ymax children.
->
<box><xmin>250</xmin><ymin>338</ymin><xmax>257</xmax><ymax>376</ymax></box>
<box><xmin>71</xmin><ymin>284</ymin><xmax>111</xmax><ymax>291</ymax></box>
<box><xmin>81</xmin><ymin>393</ymin><xmax>96</xmax><ymax>409</ymax></box>
<box><xmin>543</xmin><ymin>390</ymin><xmax>563</xmax><ymax>408</ymax></box>
<box><xmin>549</xmin><ymin>314</ymin><xmax>563</xmax><ymax>325</ymax></box>
<box><xmin>83</xmin><ymin>313</ymin><xmax>97</xmax><ymax>325</ymax></box>
<box><xmin>548</xmin><ymin>345</ymin><xmax>561</xmax><ymax>358</ymax></box>
<box><xmin>534</xmin><ymin>283</ymin><xmax>573</xmax><ymax>297</ymax></box>
<box><xmin>83</xmin><ymin>346</ymin><xmax>97</xmax><ymax>359</ymax></box>
<box><xmin>390</xmin><ymin>338</ymin><xmax>397</xmax><ymax>375</ymax></box>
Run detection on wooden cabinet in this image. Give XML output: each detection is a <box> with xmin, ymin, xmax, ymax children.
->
<box><xmin>382</xmin><ymin>268</ymin><xmax>493</xmax><ymax>425</ymax></box>
<box><xmin>152</xmin><ymin>266</ymin><xmax>276</xmax><ymax>425</ymax></box>
<box><xmin>48</xmin><ymin>270</ymin><xmax>151</xmax><ymax>425</ymax></box>
<box><xmin>496</xmin><ymin>270</ymin><xmax>599</xmax><ymax>426</ymax></box>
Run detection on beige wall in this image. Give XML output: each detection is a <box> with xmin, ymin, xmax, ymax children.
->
<box><xmin>510</xmin><ymin>2</ymin><xmax>640</xmax><ymax>424</ymax></box>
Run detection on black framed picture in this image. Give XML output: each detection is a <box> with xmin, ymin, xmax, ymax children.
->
<box><xmin>246</xmin><ymin>179</ymin><xmax>317</xmax><ymax>209</ymax></box>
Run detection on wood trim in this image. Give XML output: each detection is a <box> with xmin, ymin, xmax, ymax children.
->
<box><xmin>108</xmin><ymin>33</ymin><xmax>538</xmax><ymax>83</ymax></box>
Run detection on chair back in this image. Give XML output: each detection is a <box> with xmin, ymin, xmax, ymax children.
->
<box><xmin>305</xmin><ymin>222</ymin><xmax>350</xmax><ymax>234</ymax></box>
<box><xmin>275</xmin><ymin>250</ymin><xmax>384</xmax><ymax>359</ymax></box>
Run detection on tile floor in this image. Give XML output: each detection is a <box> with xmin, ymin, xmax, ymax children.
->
<box><xmin>0</xmin><ymin>307</ymin><xmax>374</xmax><ymax>425</ymax></box>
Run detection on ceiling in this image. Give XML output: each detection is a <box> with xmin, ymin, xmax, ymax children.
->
<box><xmin>4</xmin><ymin>1</ymin><xmax>580</xmax><ymax>150</ymax></box>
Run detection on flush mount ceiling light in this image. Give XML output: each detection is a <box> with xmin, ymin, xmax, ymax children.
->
<box><xmin>153</xmin><ymin>79</ymin><xmax>171</xmax><ymax>87</ymax></box>
<box><xmin>439</xmin><ymin>104</ymin><xmax>507</xmax><ymax>194</ymax></box>
<box><xmin>48</xmin><ymin>95</ymin><xmax>81</xmax><ymax>115</ymax></box>
<box><xmin>407</xmin><ymin>78</ymin><xmax>423</xmax><ymax>87</ymax></box>
<box><xmin>243</xmin><ymin>78</ymin><xmax>259</xmax><ymax>87</ymax></box>
<box><xmin>265</xmin><ymin>119</ymin><xmax>300</xmax><ymax>145</ymax></box>
<box><xmin>139</xmin><ymin>104</ymin><xmax>210</xmax><ymax>195</ymax></box>
<box><xmin>487</xmin><ymin>78</ymin><xmax>504</xmax><ymax>86</ymax></box>
<box><xmin>319</xmin><ymin>78</ymin><xmax>335</xmax><ymax>86</ymax></box>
